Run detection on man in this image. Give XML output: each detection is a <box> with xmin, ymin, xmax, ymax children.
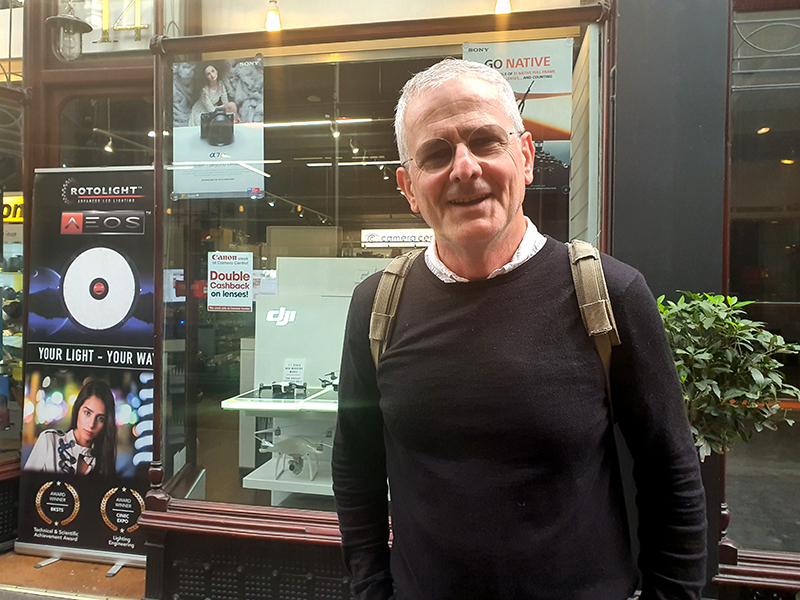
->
<box><xmin>332</xmin><ymin>58</ymin><xmax>706</xmax><ymax>600</ymax></box>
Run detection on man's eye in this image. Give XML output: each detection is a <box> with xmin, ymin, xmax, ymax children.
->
<box><xmin>470</xmin><ymin>137</ymin><xmax>504</xmax><ymax>154</ymax></box>
<box><xmin>421</xmin><ymin>148</ymin><xmax>452</xmax><ymax>167</ymax></box>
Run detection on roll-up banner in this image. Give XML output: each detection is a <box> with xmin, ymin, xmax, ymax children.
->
<box><xmin>17</xmin><ymin>167</ymin><xmax>155</xmax><ymax>566</ymax></box>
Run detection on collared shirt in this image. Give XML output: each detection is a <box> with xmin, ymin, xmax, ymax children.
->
<box><xmin>24</xmin><ymin>428</ymin><xmax>96</xmax><ymax>474</ymax></box>
<box><xmin>425</xmin><ymin>216</ymin><xmax>547</xmax><ymax>283</ymax></box>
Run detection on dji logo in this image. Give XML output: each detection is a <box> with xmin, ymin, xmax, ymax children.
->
<box><xmin>266</xmin><ymin>307</ymin><xmax>296</xmax><ymax>327</ymax></box>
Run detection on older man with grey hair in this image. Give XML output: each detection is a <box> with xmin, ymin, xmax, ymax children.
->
<box><xmin>333</xmin><ymin>58</ymin><xmax>706</xmax><ymax>600</ymax></box>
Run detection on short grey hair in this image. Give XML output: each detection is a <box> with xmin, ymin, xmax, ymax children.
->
<box><xmin>394</xmin><ymin>58</ymin><xmax>524</xmax><ymax>164</ymax></box>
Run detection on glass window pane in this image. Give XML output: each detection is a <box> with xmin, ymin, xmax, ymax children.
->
<box><xmin>0</xmin><ymin>95</ymin><xmax>24</xmax><ymax>464</ymax></box>
<box><xmin>725</xmin><ymin>7</ymin><xmax>800</xmax><ymax>553</ymax></box>
<box><xmin>61</xmin><ymin>97</ymin><xmax>154</xmax><ymax>168</ymax></box>
<box><xmin>161</xmin><ymin>34</ymin><xmax>594</xmax><ymax>509</ymax></box>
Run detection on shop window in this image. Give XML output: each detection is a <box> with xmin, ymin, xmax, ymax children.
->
<box><xmin>60</xmin><ymin>97</ymin><xmax>154</xmax><ymax>168</ymax></box>
<box><xmin>161</xmin><ymin>34</ymin><xmax>600</xmax><ymax>509</ymax></box>
<box><xmin>0</xmin><ymin>96</ymin><xmax>24</xmax><ymax>464</ymax></box>
<box><xmin>725</xmin><ymin>7</ymin><xmax>800</xmax><ymax>553</ymax></box>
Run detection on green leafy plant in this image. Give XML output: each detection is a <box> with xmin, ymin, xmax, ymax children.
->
<box><xmin>657</xmin><ymin>292</ymin><xmax>800</xmax><ymax>460</ymax></box>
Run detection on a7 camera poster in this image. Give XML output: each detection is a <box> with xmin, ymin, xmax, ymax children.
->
<box><xmin>171</xmin><ymin>56</ymin><xmax>265</xmax><ymax>200</ymax></box>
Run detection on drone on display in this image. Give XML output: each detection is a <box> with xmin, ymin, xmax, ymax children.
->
<box><xmin>254</xmin><ymin>427</ymin><xmax>333</xmax><ymax>481</ymax></box>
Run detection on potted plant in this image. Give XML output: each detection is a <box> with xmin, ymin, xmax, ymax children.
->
<box><xmin>657</xmin><ymin>292</ymin><xmax>800</xmax><ymax>460</ymax></box>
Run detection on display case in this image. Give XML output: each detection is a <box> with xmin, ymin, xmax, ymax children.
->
<box><xmin>1</xmin><ymin>241</ymin><xmax>23</xmax><ymax>383</ymax></box>
<box><xmin>220</xmin><ymin>256</ymin><xmax>391</xmax><ymax>507</ymax></box>
<box><xmin>222</xmin><ymin>386</ymin><xmax>337</xmax><ymax>505</ymax></box>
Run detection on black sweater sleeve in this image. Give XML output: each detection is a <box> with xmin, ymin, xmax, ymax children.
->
<box><xmin>606</xmin><ymin>262</ymin><xmax>708</xmax><ymax>599</ymax></box>
<box><xmin>332</xmin><ymin>274</ymin><xmax>393</xmax><ymax>600</ymax></box>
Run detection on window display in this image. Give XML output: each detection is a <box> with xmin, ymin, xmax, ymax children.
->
<box><xmin>161</xmin><ymin>41</ymin><xmax>598</xmax><ymax>510</ymax></box>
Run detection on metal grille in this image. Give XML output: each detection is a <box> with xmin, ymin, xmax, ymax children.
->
<box><xmin>167</xmin><ymin>533</ymin><xmax>349</xmax><ymax>600</ymax></box>
<box><xmin>0</xmin><ymin>479</ymin><xmax>19</xmax><ymax>543</ymax></box>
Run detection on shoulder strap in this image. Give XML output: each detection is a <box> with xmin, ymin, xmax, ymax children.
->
<box><xmin>567</xmin><ymin>239</ymin><xmax>621</xmax><ymax>418</ymax></box>
<box><xmin>370</xmin><ymin>248</ymin><xmax>424</xmax><ymax>368</ymax></box>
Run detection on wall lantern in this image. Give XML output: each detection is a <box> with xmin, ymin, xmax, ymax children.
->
<box><xmin>46</xmin><ymin>2</ymin><xmax>93</xmax><ymax>62</ymax></box>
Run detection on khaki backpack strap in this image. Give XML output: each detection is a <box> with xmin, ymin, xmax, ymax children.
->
<box><xmin>567</xmin><ymin>239</ymin><xmax>621</xmax><ymax>418</ymax></box>
<box><xmin>370</xmin><ymin>248</ymin><xmax>424</xmax><ymax>368</ymax></box>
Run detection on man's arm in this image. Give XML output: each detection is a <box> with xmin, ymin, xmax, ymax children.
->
<box><xmin>332</xmin><ymin>277</ymin><xmax>393</xmax><ymax>600</ymax></box>
<box><xmin>608</xmin><ymin>268</ymin><xmax>708</xmax><ymax>600</ymax></box>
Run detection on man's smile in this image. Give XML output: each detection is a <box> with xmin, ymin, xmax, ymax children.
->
<box><xmin>448</xmin><ymin>193</ymin><xmax>490</xmax><ymax>205</ymax></box>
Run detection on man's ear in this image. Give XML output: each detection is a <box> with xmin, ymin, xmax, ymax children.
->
<box><xmin>521</xmin><ymin>131</ymin><xmax>535</xmax><ymax>185</ymax></box>
<box><xmin>397</xmin><ymin>167</ymin><xmax>419</xmax><ymax>213</ymax></box>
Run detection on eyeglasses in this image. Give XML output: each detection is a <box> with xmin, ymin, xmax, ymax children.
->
<box><xmin>403</xmin><ymin>124</ymin><xmax>521</xmax><ymax>174</ymax></box>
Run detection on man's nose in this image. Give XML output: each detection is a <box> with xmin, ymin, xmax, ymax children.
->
<box><xmin>450</xmin><ymin>143</ymin><xmax>481</xmax><ymax>181</ymax></box>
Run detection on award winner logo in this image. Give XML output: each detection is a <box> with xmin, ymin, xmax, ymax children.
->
<box><xmin>35</xmin><ymin>481</ymin><xmax>80</xmax><ymax>527</ymax></box>
<box><xmin>100</xmin><ymin>487</ymin><xmax>145</xmax><ymax>533</ymax></box>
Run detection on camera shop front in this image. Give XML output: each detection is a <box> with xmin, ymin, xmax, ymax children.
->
<box><xmin>137</xmin><ymin>3</ymin><xmax>612</xmax><ymax>598</ymax></box>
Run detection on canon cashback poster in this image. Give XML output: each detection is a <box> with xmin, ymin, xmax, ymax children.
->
<box><xmin>18</xmin><ymin>167</ymin><xmax>155</xmax><ymax>563</ymax></box>
<box><xmin>463</xmin><ymin>38</ymin><xmax>574</xmax><ymax>177</ymax></box>
<box><xmin>171</xmin><ymin>56</ymin><xmax>265</xmax><ymax>200</ymax></box>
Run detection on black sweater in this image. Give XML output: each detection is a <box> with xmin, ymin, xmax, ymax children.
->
<box><xmin>332</xmin><ymin>236</ymin><xmax>707</xmax><ymax>600</ymax></box>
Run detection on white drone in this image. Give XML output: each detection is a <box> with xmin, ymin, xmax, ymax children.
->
<box><xmin>254</xmin><ymin>427</ymin><xmax>333</xmax><ymax>481</ymax></box>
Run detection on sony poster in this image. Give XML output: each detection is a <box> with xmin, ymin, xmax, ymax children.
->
<box><xmin>17</xmin><ymin>167</ymin><xmax>155</xmax><ymax>563</ymax></box>
<box><xmin>463</xmin><ymin>38</ymin><xmax>573</xmax><ymax>181</ymax></box>
<box><xmin>171</xmin><ymin>57</ymin><xmax>265</xmax><ymax>200</ymax></box>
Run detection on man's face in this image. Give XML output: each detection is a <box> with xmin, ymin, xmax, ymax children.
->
<box><xmin>397</xmin><ymin>77</ymin><xmax>534</xmax><ymax>258</ymax></box>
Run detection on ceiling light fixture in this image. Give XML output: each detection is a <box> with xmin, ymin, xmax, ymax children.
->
<box><xmin>263</xmin><ymin>118</ymin><xmax>373</xmax><ymax>128</ymax></box>
<box><xmin>46</xmin><ymin>0</ymin><xmax>93</xmax><ymax>62</ymax></box>
<box><xmin>104</xmin><ymin>138</ymin><xmax>114</xmax><ymax>153</ymax></box>
<box><xmin>757</xmin><ymin>127</ymin><xmax>770</xmax><ymax>135</ymax></box>
<box><xmin>350</xmin><ymin>138</ymin><xmax>360</xmax><ymax>154</ymax></box>
<box><xmin>307</xmin><ymin>159</ymin><xmax>401</xmax><ymax>167</ymax></box>
<box><xmin>495</xmin><ymin>0</ymin><xmax>512</xmax><ymax>14</ymax></box>
<box><xmin>265</xmin><ymin>0</ymin><xmax>282</xmax><ymax>32</ymax></box>
<box><xmin>781</xmin><ymin>159</ymin><xmax>795</xmax><ymax>165</ymax></box>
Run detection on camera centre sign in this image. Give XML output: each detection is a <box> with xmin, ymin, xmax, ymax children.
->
<box><xmin>208</xmin><ymin>252</ymin><xmax>253</xmax><ymax>312</ymax></box>
<box><xmin>361</xmin><ymin>228</ymin><xmax>434</xmax><ymax>248</ymax></box>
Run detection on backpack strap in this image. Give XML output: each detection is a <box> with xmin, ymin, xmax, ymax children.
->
<box><xmin>567</xmin><ymin>239</ymin><xmax>621</xmax><ymax>419</ymax></box>
<box><xmin>370</xmin><ymin>248</ymin><xmax>424</xmax><ymax>368</ymax></box>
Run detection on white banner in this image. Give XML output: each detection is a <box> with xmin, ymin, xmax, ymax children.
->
<box><xmin>464</xmin><ymin>38</ymin><xmax>574</xmax><ymax>142</ymax></box>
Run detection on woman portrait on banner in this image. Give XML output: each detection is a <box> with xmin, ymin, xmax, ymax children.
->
<box><xmin>25</xmin><ymin>379</ymin><xmax>117</xmax><ymax>476</ymax></box>
<box><xmin>189</xmin><ymin>63</ymin><xmax>241</xmax><ymax>126</ymax></box>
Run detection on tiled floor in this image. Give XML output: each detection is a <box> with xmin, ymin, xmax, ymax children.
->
<box><xmin>0</xmin><ymin>551</ymin><xmax>144</xmax><ymax>599</ymax></box>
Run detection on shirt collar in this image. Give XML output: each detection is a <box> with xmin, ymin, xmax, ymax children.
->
<box><xmin>65</xmin><ymin>429</ymin><xmax>96</xmax><ymax>460</ymax></box>
<box><xmin>424</xmin><ymin>217</ymin><xmax>547</xmax><ymax>283</ymax></box>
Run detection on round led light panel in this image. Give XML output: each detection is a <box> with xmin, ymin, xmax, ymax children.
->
<box><xmin>62</xmin><ymin>247</ymin><xmax>137</xmax><ymax>330</ymax></box>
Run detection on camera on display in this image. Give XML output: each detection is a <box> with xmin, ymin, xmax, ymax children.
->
<box><xmin>200</xmin><ymin>106</ymin><xmax>235</xmax><ymax>146</ymax></box>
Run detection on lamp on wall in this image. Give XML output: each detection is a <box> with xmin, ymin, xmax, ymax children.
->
<box><xmin>46</xmin><ymin>1</ymin><xmax>93</xmax><ymax>62</ymax></box>
<box><xmin>494</xmin><ymin>0</ymin><xmax>512</xmax><ymax>14</ymax></box>
<box><xmin>265</xmin><ymin>0</ymin><xmax>282</xmax><ymax>32</ymax></box>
